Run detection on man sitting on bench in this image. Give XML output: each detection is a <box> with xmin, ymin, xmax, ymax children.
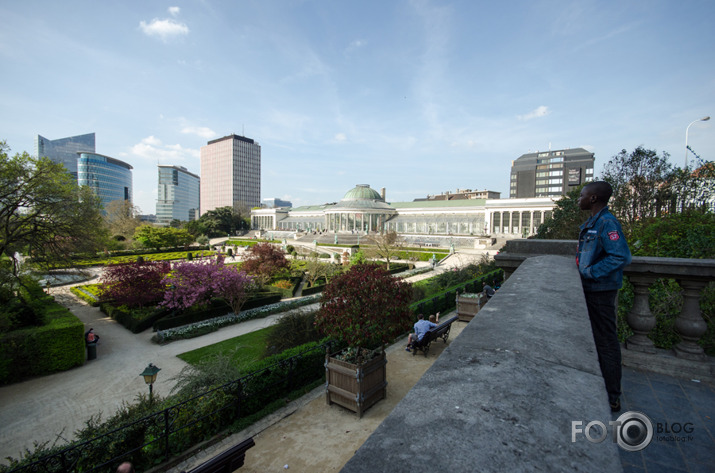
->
<box><xmin>406</xmin><ymin>312</ymin><xmax>440</xmax><ymax>352</ymax></box>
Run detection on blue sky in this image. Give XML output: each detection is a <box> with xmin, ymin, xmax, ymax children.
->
<box><xmin>1</xmin><ymin>0</ymin><xmax>713</xmax><ymax>214</ymax></box>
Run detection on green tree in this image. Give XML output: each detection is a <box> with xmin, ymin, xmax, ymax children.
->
<box><xmin>133</xmin><ymin>225</ymin><xmax>194</xmax><ymax>251</ymax></box>
<box><xmin>198</xmin><ymin>205</ymin><xmax>249</xmax><ymax>237</ymax></box>
<box><xmin>0</xmin><ymin>141</ymin><xmax>105</xmax><ymax>278</ymax></box>
<box><xmin>601</xmin><ymin>147</ymin><xmax>674</xmax><ymax>236</ymax></box>
<box><xmin>535</xmin><ymin>185</ymin><xmax>589</xmax><ymax>239</ymax></box>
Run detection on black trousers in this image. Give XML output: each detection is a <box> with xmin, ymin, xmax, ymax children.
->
<box><xmin>584</xmin><ymin>290</ymin><xmax>621</xmax><ymax>403</ymax></box>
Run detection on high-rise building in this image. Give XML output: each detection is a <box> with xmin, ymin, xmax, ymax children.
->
<box><xmin>156</xmin><ymin>165</ymin><xmax>200</xmax><ymax>226</ymax></box>
<box><xmin>262</xmin><ymin>197</ymin><xmax>292</xmax><ymax>208</ymax></box>
<box><xmin>510</xmin><ymin>148</ymin><xmax>594</xmax><ymax>198</ymax></box>
<box><xmin>34</xmin><ymin>133</ymin><xmax>95</xmax><ymax>179</ymax></box>
<box><xmin>77</xmin><ymin>152</ymin><xmax>133</xmax><ymax>210</ymax></box>
<box><xmin>200</xmin><ymin>134</ymin><xmax>261</xmax><ymax>214</ymax></box>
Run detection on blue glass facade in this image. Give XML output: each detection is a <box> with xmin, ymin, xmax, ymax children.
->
<box><xmin>156</xmin><ymin>165</ymin><xmax>200</xmax><ymax>225</ymax></box>
<box><xmin>34</xmin><ymin>133</ymin><xmax>95</xmax><ymax>180</ymax></box>
<box><xmin>77</xmin><ymin>153</ymin><xmax>133</xmax><ymax>210</ymax></box>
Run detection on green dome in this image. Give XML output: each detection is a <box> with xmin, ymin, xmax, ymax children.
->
<box><xmin>343</xmin><ymin>184</ymin><xmax>382</xmax><ymax>201</ymax></box>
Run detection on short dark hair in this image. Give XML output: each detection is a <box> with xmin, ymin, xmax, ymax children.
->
<box><xmin>586</xmin><ymin>181</ymin><xmax>613</xmax><ymax>203</ymax></box>
<box><xmin>417</xmin><ymin>313</ymin><xmax>424</xmax><ymax>320</ymax></box>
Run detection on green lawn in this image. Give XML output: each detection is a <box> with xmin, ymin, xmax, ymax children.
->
<box><xmin>177</xmin><ymin>326</ymin><xmax>273</xmax><ymax>366</ymax></box>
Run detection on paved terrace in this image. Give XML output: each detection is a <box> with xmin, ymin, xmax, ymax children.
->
<box><xmin>341</xmin><ymin>255</ymin><xmax>715</xmax><ymax>473</ymax></box>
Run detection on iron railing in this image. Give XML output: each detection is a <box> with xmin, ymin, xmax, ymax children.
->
<box><xmin>4</xmin><ymin>340</ymin><xmax>335</xmax><ymax>473</ymax></box>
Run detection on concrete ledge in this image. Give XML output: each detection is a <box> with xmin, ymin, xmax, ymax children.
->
<box><xmin>341</xmin><ymin>255</ymin><xmax>622</xmax><ymax>473</ymax></box>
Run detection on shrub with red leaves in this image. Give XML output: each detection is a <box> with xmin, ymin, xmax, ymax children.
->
<box><xmin>100</xmin><ymin>260</ymin><xmax>171</xmax><ymax>308</ymax></box>
<box><xmin>315</xmin><ymin>263</ymin><xmax>412</xmax><ymax>349</ymax></box>
<box><xmin>241</xmin><ymin>242</ymin><xmax>290</xmax><ymax>285</ymax></box>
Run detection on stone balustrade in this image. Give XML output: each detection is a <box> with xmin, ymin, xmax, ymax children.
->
<box><xmin>494</xmin><ymin>239</ymin><xmax>715</xmax><ymax>382</ymax></box>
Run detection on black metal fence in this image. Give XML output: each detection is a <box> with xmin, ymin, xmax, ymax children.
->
<box><xmin>4</xmin><ymin>341</ymin><xmax>335</xmax><ymax>473</ymax></box>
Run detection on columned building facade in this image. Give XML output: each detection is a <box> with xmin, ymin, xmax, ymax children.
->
<box><xmin>251</xmin><ymin>184</ymin><xmax>557</xmax><ymax>239</ymax></box>
<box><xmin>200</xmin><ymin>134</ymin><xmax>261</xmax><ymax>215</ymax></box>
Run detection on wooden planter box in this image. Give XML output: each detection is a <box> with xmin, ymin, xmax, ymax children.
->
<box><xmin>325</xmin><ymin>349</ymin><xmax>387</xmax><ymax>418</ymax></box>
<box><xmin>456</xmin><ymin>293</ymin><xmax>483</xmax><ymax>322</ymax></box>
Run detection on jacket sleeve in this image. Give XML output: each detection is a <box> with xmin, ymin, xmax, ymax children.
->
<box><xmin>584</xmin><ymin>219</ymin><xmax>632</xmax><ymax>281</ymax></box>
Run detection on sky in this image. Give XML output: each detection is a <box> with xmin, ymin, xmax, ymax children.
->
<box><xmin>1</xmin><ymin>0</ymin><xmax>714</xmax><ymax>215</ymax></box>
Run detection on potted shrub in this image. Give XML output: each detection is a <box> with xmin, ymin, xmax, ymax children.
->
<box><xmin>315</xmin><ymin>264</ymin><xmax>412</xmax><ymax>417</ymax></box>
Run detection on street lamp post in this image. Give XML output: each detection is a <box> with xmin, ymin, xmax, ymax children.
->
<box><xmin>140</xmin><ymin>363</ymin><xmax>161</xmax><ymax>402</ymax></box>
<box><xmin>685</xmin><ymin>116</ymin><xmax>710</xmax><ymax>167</ymax></box>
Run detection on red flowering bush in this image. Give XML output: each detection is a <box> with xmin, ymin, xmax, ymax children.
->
<box><xmin>315</xmin><ymin>264</ymin><xmax>412</xmax><ymax>349</ymax></box>
<box><xmin>100</xmin><ymin>261</ymin><xmax>171</xmax><ymax>308</ymax></box>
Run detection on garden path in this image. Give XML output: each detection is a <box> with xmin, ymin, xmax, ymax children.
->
<box><xmin>0</xmin><ymin>250</ymin><xmax>484</xmax><ymax>467</ymax></box>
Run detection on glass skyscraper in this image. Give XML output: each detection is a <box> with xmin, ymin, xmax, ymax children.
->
<box><xmin>34</xmin><ymin>133</ymin><xmax>96</xmax><ymax>179</ymax></box>
<box><xmin>200</xmin><ymin>134</ymin><xmax>261</xmax><ymax>215</ymax></box>
<box><xmin>77</xmin><ymin>153</ymin><xmax>133</xmax><ymax>210</ymax></box>
<box><xmin>156</xmin><ymin>165</ymin><xmax>200</xmax><ymax>226</ymax></box>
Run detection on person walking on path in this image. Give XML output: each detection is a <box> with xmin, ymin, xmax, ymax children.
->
<box><xmin>576</xmin><ymin>181</ymin><xmax>632</xmax><ymax>412</ymax></box>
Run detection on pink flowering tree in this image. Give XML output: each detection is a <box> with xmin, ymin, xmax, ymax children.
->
<box><xmin>100</xmin><ymin>261</ymin><xmax>171</xmax><ymax>308</ymax></box>
<box><xmin>160</xmin><ymin>255</ymin><xmax>255</xmax><ymax>313</ymax></box>
<box><xmin>213</xmin><ymin>266</ymin><xmax>256</xmax><ymax>314</ymax></box>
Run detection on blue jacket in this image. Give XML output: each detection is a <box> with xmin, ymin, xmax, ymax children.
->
<box><xmin>577</xmin><ymin>206</ymin><xmax>632</xmax><ymax>292</ymax></box>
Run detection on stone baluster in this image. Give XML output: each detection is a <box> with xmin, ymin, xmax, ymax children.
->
<box><xmin>673</xmin><ymin>279</ymin><xmax>709</xmax><ymax>361</ymax></box>
<box><xmin>625</xmin><ymin>275</ymin><xmax>657</xmax><ymax>353</ymax></box>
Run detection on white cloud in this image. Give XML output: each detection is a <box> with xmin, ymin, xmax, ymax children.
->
<box><xmin>142</xmin><ymin>135</ymin><xmax>162</xmax><ymax>146</ymax></box>
<box><xmin>139</xmin><ymin>18</ymin><xmax>189</xmax><ymax>42</ymax></box>
<box><xmin>181</xmin><ymin>126</ymin><xmax>216</xmax><ymax>139</ymax></box>
<box><xmin>334</xmin><ymin>132</ymin><xmax>347</xmax><ymax>142</ymax></box>
<box><xmin>168</xmin><ymin>6</ymin><xmax>180</xmax><ymax>17</ymax></box>
<box><xmin>517</xmin><ymin>106</ymin><xmax>550</xmax><ymax>121</ymax></box>
<box><xmin>129</xmin><ymin>136</ymin><xmax>199</xmax><ymax>163</ymax></box>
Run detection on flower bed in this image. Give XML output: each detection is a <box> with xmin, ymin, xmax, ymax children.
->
<box><xmin>153</xmin><ymin>294</ymin><xmax>321</xmax><ymax>344</ymax></box>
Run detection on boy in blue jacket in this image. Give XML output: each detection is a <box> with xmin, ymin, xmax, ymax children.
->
<box><xmin>577</xmin><ymin>181</ymin><xmax>632</xmax><ymax>412</ymax></box>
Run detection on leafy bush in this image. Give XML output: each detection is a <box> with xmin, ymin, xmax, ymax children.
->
<box><xmin>264</xmin><ymin>309</ymin><xmax>321</xmax><ymax>357</ymax></box>
<box><xmin>241</xmin><ymin>243</ymin><xmax>290</xmax><ymax>285</ymax></box>
<box><xmin>100</xmin><ymin>260</ymin><xmax>171</xmax><ymax>308</ymax></box>
<box><xmin>0</xmin><ymin>299</ymin><xmax>84</xmax><ymax>384</ymax></box>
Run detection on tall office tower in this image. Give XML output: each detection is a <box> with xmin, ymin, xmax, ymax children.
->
<box><xmin>509</xmin><ymin>148</ymin><xmax>594</xmax><ymax>198</ymax></box>
<box><xmin>34</xmin><ymin>133</ymin><xmax>96</xmax><ymax>180</ymax></box>
<box><xmin>156</xmin><ymin>165</ymin><xmax>200</xmax><ymax>226</ymax></box>
<box><xmin>77</xmin><ymin>152</ymin><xmax>133</xmax><ymax>210</ymax></box>
<box><xmin>200</xmin><ymin>134</ymin><xmax>261</xmax><ymax>214</ymax></box>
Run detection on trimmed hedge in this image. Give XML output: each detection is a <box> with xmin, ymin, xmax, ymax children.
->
<box><xmin>152</xmin><ymin>292</ymin><xmax>283</xmax><ymax>332</ymax></box>
<box><xmin>410</xmin><ymin>268</ymin><xmax>504</xmax><ymax>316</ymax></box>
<box><xmin>0</xmin><ymin>300</ymin><xmax>84</xmax><ymax>385</ymax></box>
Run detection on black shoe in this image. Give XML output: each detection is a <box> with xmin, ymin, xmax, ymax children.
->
<box><xmin>610</xmin><ymin>399</ymin><xmax>621</xmax><ymax>413</ymax></box>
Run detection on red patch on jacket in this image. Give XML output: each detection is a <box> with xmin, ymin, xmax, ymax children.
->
<box><xmin>608</xmin><ymin>231</ymin><xmax>620</xmax><ymax>241</ymax></box>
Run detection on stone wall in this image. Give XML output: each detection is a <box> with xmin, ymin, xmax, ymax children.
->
<box><xmin>341</xmin><ymin>255</ymin><xmax>622</xmax><ymax>473</ymax></box>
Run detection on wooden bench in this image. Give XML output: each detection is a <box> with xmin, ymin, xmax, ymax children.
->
<box><xmin>410</xmin><ymin>315</ymin><xmax>459</xmax><ymax>357</ymax></box>
<box><xmin>187</xmin><ymin>437</ymin><xmax>255</xmax><ymax>473</ymax></box>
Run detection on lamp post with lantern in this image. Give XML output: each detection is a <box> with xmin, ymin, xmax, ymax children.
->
<box><xmin>140</xmin><ymin>363</ymin><xmax>161</xmax><ymax>402</ymax></box>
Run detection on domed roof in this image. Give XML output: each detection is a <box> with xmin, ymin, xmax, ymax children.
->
<box><xmin>342</xmin><ymin>184</ymin><xmax>382</xmax><ymax>202</ymax></box>
<box><xmin>328</xmin><ymin>184</ymin><xmax>396</xmax><ymax>213</ymax></box>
